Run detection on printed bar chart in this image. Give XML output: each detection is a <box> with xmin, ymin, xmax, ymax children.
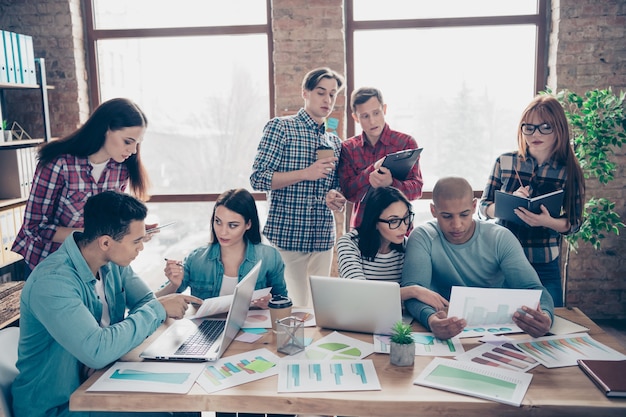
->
<box><xmin>279</xmin><ymin>360</ymin><xmax>381</xmax><ymax>392</ymax></box>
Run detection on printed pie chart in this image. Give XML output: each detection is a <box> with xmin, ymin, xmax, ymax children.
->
<box><xmin>246</xmin><ymin>314</ymin><xmax>268</xmax><ymax>322</ymax></box>
<box><xmin>292</xmin><ymin>311</ymin><xmax>314</xmax><ymax>321</ymax></box>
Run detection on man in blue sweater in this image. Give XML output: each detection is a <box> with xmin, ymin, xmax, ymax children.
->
<box><xmin>402</xmin><ymin>177</ymin><xmax>553</xmax><ymax>340</ymax></box>
<box><xmin>12</xmin><ymin>191</ymin><xmax>201</xmax><ymax>417</ymax></box>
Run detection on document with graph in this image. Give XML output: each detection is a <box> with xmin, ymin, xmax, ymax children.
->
<box><xmin>512</xmin><ymin>333</ymin><xmax>626</xmax><ymax>368</ymax></box>
<box><xmin>414</xmin><ymin>357</ymin><xmax>532</xmax><ymax>407</ymax></box>
<box><xmin>373</xmin><ymin>332</ymin><xmax>464</xmax><ymax>356</ymax></box>
<box><xmin>290</xmin><ymin>330</ymin><xmax>375</xmax><ymax>360</ymax></box>
<box><xmin>195</xmin><ymin>348</ymin><xmax>280</xmax><ymax>393</ymax></box>
<box><xmin>447</xmin><ymin>286</ymin><xmax>541</xmax><ymax>338</ymax></box>
<box><xmin>87</xmin><ymin>361</ymin><xmax>205</xmax><ymax>393</ymax></box>
<box><xmin>278</xmin><ymin>359</ymin><xmax>381</xmax><ymax>393</ymax></box>
<box><xmin>454</xmin><ymin>342</ymin><xmax>541</xmax><ymax>372</ymax></box>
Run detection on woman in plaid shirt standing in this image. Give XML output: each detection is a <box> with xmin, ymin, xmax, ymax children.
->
<box><xmin>12</xmin><ymin>98</ymin><xmax>150</xmax><ymax>277</ymax></box>
<box><xmin>479</xmin><ymin>95</ymin><xmax>585</xmax><ymax>307</ymax></box>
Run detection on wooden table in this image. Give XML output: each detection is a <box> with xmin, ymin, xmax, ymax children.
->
<box><xmin>70</xmin><ymin>307</ymin><xmax>626</xmax><ymax>416</ymax></box>
<box><xmin>0</xmin><ymin>280</ymin><xmax>24</xmax><ymax>329</ymax></box>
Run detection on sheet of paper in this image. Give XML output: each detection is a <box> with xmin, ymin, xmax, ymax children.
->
<box><xmin>513</xmin><ymin>332</ymin><xmax>626</xmax><ymax>368</ymax></box>
<box><xmin>454</xmin><ymin>342</ymin><xmax>540</xmax><ymax>373</ymax></box>
<box><xmin>196</xmin><ymin>348</ymin><xmax>280</xmax><ymax>394</ymax></box>
<box><xmin>549</xmin><ymin>315</ymin><xmax>590</xmax><ymax>335</ymax></box>
<box><xmin>291</xmin><ymin>307</ymin><xmax>316</xmax><ymax>327</ymax></box>
<box><xmin>290</xmin><ymin>331</ymin><xmax>374</xmax><ymax>361</ymax></box>
<box><xmin>414</xmin><ymin>357</ymin><xmax>533</xmax><ymax>407</ymax></box>
<box><xmin>243</xmin><ymin>309</ymin><xmax>271</xmax><ymax>328</ymax></box>
<box><xmin>235</xmin><ymin>332</ymin><xmax>264</xmax><ymax>343</ymax></box>
<box><xmin>447</xmin><ymin>286</ymin><xmax>541</xmax><ymax>338</ymax></box>
<box><xmin>192</xmin><ymin>288</ymin><xmax>271</xmax><ymax>319</ymax></box>
<box><xmin>373</xmin><ymin>333</ymin><xmax>464</xmax><ymax>356</ymax></box>
<box><xmin>87</xmin><ymin>361</ymin><xmax>205</xmax><ymax>394</ymax></box>
<box><xmin>277</xmin><ymin>359</ymin><xmax>381</xmax><ymax>393</ymax></box>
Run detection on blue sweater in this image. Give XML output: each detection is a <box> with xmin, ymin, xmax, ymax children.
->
<box><xmin>401</xmin><ymin>220</ymin><xmax>554</xmax><ymax>330</ymax></box>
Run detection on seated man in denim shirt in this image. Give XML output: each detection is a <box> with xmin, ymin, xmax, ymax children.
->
<box><xmin>12</xmin><ymin>191</ymin><xmax>201</xmax><ymax>417</ymax></box>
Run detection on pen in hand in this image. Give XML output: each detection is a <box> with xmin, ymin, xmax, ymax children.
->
<box><xmin>159</xmin><ymin>258</ymin><xmax>183</xmax><ymax>291</ymax></box>
<box><xmin>513</xmin><ymin>166</ymin><xmax>524</xmax><ymax>189</ymax></box>
<box><xmin>164</xmin><ymin>258</ymin><xmax>183</xmax><ymax>267</ymax></box>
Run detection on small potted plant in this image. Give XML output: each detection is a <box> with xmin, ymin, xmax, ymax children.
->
<box><xmin>2</xmin><ymin>120</ymin><xmax>10</xmax><ymax>142</ymax></box>
<box><xmin>389</xmin><ymin>321</ymin><xmax>415</xmax><ymax>366</ymax></box>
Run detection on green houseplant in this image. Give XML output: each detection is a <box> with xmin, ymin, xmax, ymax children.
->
<box><xmin>551</xmin><ymin>88</ymin><xmax>626</xmax><ymax>303</ymax></box>
<box><xmin>2</xmin><ymin>120</ymin><xmax>10</xmax><ymax>142</ymax></box>
<box><xmin>389</xmin><ymin>321</ymin><xmax>415</xmax><ymax>366</ymax></box>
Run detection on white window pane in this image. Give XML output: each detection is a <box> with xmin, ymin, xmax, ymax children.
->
<box><xmin>96</xmin><ymin>35</ymin><xmax>270</xmax><ymax>194</ymax></box>
<box><xmin>353</xmin><ymin>25</ymin><xmax>537</xmax><ymax>190</ymax></box>
<box><xmin>93</xmin><ymin>0</ymin><xmax>267</xmax><ymax>29</ymax></box>
<box><xmin>353</xmin><ymin>0</ymin><xmax>538</xmax><ymax>20</ymax></box>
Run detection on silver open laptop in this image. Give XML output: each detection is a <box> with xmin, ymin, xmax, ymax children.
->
<box><xmin>140</xmin><ymin>260</ymin><xmax>261</xmax><ymax>361</ymax></box>
<box><xmin>310</xmin><ymin>275</ymin><xmax>402</xmax><ymax>334</ymax></box>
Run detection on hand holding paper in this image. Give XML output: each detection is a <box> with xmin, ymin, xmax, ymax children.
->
<box><xmin>191</xmin><ymin>288</ymin><xmax>272</xmax><ymax>319</ymax></box>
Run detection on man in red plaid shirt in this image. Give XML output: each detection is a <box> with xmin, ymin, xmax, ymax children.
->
<box><xmin>338</xmin><ymin>87</ymin><xmax>423</xmax><ymax>229</ymax></box>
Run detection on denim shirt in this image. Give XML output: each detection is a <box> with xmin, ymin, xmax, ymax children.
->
<box><xmin>12</xmin><ymin>232</ymin><xmax>166</xmax><ymax>417</ymax></box>
<box><xmin>177</xmin><ymin>240</ymin><xmax>288</xmax><ymax>299</ymax></box>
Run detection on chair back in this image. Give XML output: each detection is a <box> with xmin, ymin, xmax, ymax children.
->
<box><xmin>0</xmin><ymin>327</ymin><xmax>20</xmax><ymax>417</ymax></box>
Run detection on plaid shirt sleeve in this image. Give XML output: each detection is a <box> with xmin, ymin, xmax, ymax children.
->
<box><xmin>338</xmin><ymin>138</ymin><xmax>374</xmax><ymax>202</ymax></box>
<box><xmin>250</xmin><ymin>117</ymin><xmax>286</xmax><ymax>191</ymax></box>
<box><xmin>22</xmin><ymin>160</ymin><xmax>67</xmax><ymax>243</ymax></box>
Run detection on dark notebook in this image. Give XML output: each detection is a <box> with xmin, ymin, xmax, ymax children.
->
<box><xmin>381</xmin><ymin>148</ymin><xmax>422</xmax><ymax>180</ymax></box>
<box><xmin>360</xmin><ymin>148</ymin><xmax>423</xmax><ymax>203</ymax></box>
<box><xmin>577</xmin><ymin>359</ymin><xmax>626</xmax><ymax>397</ymax></box>
<box><xmin>494</xmin><ymin>189</ymin><xmax>564</xmax><ymax>225</ymax></box>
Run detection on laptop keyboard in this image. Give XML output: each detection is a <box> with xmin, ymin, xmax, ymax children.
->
<box><xmin>175</xmin><ymin>319</ymin><xmax>226</xmax><ymax>355</ymax></box>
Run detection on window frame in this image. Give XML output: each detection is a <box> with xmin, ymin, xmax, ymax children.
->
<box><xmin>344</xmin><ymin>0</ymin><xmax>549</xmax><ymax>139</ymax></box>
<box><xmin>81</xmin><ymin>0</ymin><xmax>274</xmax><ymax>120</ymax></box>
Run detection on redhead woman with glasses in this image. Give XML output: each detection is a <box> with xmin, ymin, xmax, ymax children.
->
<box><xmin>479</xmin><ymin>95</ymin><xmax>585</xmax><ymax>306</ymax></box>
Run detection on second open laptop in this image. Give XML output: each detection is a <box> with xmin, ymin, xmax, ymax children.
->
<box><xmin>140</xmin><ymin>260</ymin><xmax>261</xmax><ymax>362</ymax></box>
<box><xmin>310</xmin><ymin>275</ymin><xmax>402</xmax><ymax>335</ymax></box>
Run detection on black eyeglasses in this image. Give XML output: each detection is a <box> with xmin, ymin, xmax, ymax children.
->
<box><xmin>378</xmin><ymin>212</ymin><xmax>414</xmax><ymax>230</ymax></box>
<box><xmin>521</xmin><ymin>123</ymin><xmax>553</xmax><ymax>135</ymax></box>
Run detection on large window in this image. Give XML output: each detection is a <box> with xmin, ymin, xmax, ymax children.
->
<box><xmin>85</xmin><ymin>0</ymin><xmax>272</xmax><ymax>195</ymax></box>
<box><xmin>84</xmin><ymin>0</ymin><xmax>272</xmax><ymax>282</ymax></box>
<box><xmin>346</xmin><ymin>0</ymin><xmax>548</xmax><ymax>190</ymax></box>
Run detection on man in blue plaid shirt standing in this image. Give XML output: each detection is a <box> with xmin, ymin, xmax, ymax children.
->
<box><xmin>250</xmin><ymin>67</ymin><xmax>346</xmax><ymax>307</ymax></box>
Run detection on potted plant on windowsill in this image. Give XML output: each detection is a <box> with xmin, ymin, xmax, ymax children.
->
<box><xmin>389</xmin><ymin>321</ymin><xmax>415</xmax><ymax>367</ymax></box>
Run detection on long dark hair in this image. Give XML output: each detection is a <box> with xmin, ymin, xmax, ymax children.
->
<box><xmin>210</xmin><ymin>189</ymin><xmax>262</xmax><ymax>245</ymax></box>
<box><xmin>38</xmin><ymin>98</ymin><xmax>150</xmax><ymax>200</ymax></box>
<box><xmin>356</xmin><ymin>186</ymin><xmax>411</xmax><ymax>260</ymax></box>
<box><xmin>517</xmin><ymin>95</ymin><xmax>585</xmax><ymax>226</ymax></box>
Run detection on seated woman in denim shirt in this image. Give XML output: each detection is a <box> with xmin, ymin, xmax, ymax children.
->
<box><xmin>156</xmin><ymin>188</ymin><xmax>287</xmax><ymax>309</ymax></box>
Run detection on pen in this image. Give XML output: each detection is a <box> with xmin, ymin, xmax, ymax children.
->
<box><xmin>164</xmin><ymin>258</ymin><xmax>183</xmax><ymax>267</ymax></box>
<box><xmin>513</xmin><ymin>166</ymin><xmax>524</xmax><ymax>189</ymax></box>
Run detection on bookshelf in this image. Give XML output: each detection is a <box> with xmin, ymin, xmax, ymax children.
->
<box><xmin>0</xmin><ymin>58</ymin><xmax>51</xmax><ymax>277</ymax></box>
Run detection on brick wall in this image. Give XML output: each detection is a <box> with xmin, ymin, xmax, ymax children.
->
<box><xmin>272</xmin><ymin>0</ymin><xmax>347</xmax><ymax>135</ymax></box>
<box><xmin>0</xmin><ymin>0</ymin><xmax>89</xmax><ymax>140</ymax></box>
<box><xmin>549</xmin><ymin>0</ymin><xmax>626</xmax><ymax>319</ymax></box>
